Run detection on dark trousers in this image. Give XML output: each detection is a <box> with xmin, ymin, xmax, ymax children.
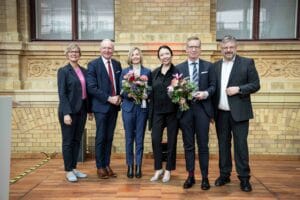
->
<box><xmin>59</xmin><ymin>101</ymin><xmax>87</xmax><ymax>172</ymax></box>
<box><xmin>94</xmin><ymin>107</ymin><xmax>118</xmax><ymax>169</ymax></box>
<box><xmin>122</xmin><ymin>105</ymin><xmax>148</xmax><ymax>166</ymax></box>
<box><xmin>179</xmin><ymin>103</ymin><xmax>210</xmax><ymax>178</ymax></box>
<box><xmin>151</xmin><ymin>112</ymin><xmax>178</xmax><ymax>171</ymax></box>
<box><xmin>215</xmin><ymin>110</ymin><xmax>250</xmax><ymax>180</ymax></box>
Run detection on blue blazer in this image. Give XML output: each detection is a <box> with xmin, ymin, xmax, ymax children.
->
<box><xmin>86</xmin><ymin>57</ymin><xmax>122</xmax><ymax>113</ymax></box>
<box><xmin>120</xmin><ymin>66</ymin><xmax>152</xmax><ymax>112</ymax></box>
<box><xmin>176</xmin><ymin>59</ymin><xmax>216</xmax><ymax>118</ymax></box>
<box><xmin>57</xmin><ymin>63</ymin><xmax>91</xmax><ymax>115</ymax></box>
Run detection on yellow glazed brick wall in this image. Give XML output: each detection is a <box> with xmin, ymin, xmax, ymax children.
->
<box><xmin>10</xmin><ymin>105</ymin><xmax>300</xmax><ymax>157</ymax></box>
<box><xmin>0</xmin><ymin>0</ymin><xmax>299</xmax><ymax>158</ymax></box>
<box><xmin>115</xmin><ymin>0</ymin><xmax>213</xmax><ymax>43</ymax></box>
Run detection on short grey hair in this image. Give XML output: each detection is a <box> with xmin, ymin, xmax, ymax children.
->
<box><xmin>221</xmin><ymin>35</ymin><xmax>237</xmax><ymax>44</ymax></box>
<box><xmin>100</xmin><ymin>39</ymin><xmax>114</xmax><ymax>48</ymax></box>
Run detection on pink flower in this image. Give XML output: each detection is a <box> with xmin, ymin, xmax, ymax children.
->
<box><xmin>173</xmin><ymin>73</ymin><xmax>183</xmax><ymax>80</ymax></box>
<box><xmin>171</xmin><ymin>78</ymin><xmax>179</xmax><ymax>87</ymax></box>
<box><xmin>167</xmin><ymin>73</ymin><xmax>196</xmax><ymax>111</ymax></box>
<box><xmin>140</xmin><ymin>75</ymin><xmax>148</xmax><ymax>81</ymax></box>
<box><xmin>121</xmin><ymin>70</ymin><xmax>149</xmax><ymax>105</ymax></box>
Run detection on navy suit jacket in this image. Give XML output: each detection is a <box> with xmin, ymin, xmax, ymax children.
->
<box><xmin>86</xmin><ymin>56</ymin><xmax>122</xmax><ymax>113</ymax></box>
<box><xmin>213</xmin><ymin>55</ymin><xmax>260</xmax><ymax>122</ymax></box>
<box><xmin>57</xmin><ymin>63</ymin><xmax>91</xmax><ymax>115</ymax></box>
<box><xmin>120</xmin><ymin>66</ymin><xmax>152</xmax><ymax>112</ymax></box>
<box><xmin>176</xmin><ymin>59</ymin><xmax>216</xmax><ymax>118</ymax></box>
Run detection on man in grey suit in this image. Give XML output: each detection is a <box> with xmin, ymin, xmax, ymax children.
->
<box><xmin>213</xmin><ymin>35</ymin><xmax>260</xmax><ymax>192</ymax></box>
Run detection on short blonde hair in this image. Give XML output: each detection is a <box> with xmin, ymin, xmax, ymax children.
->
<box><xmin>127</xmin><ymin>47</ymin><xmax>143</xmax><ymax>65</ymax></box>
<box><xmin>186</xmin><ymin>36</ymin><xmax>201</xmax><ymax>46</ymax></box>
<box><xmin>64</xmin><ymin>43</ymin><xmax>81</xmax><ymax>56</ymax></box>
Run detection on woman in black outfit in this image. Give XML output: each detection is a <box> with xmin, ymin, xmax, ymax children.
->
<box><xmin>149</xmin><ymin>45</ymin><xmax>179</xmax><ymax>183</ymax></box>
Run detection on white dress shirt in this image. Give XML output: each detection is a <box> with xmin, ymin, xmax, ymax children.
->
<box><xmin>218</xmin><ymin>58</ymin><xmax>235</xmax><ymax>111</ymax></box>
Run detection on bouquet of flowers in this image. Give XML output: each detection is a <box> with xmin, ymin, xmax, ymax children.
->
<box><xmin>167</xmin><ymin>73</ymin><xmax>196</xmax><ymax>111</ymax></box>
<box><xmin>121</xmin><ymin>70</ymin><xmax>148</xmax><ymax>107</ymax></box>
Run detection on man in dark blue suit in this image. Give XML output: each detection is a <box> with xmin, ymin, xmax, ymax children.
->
<box><xmin>87</xmin><ymin>39</ymin><xmax>122</xmax><ymax>179</ymax></box>
<box><xmin>177</xmin><ymin>36</ymin><xmax>216</xmax><ymax>190</ymax></box>
<box><xmin>213</xmin><ymin>35</ymin><xmax>260</xmax><ymax>192</ymax></box>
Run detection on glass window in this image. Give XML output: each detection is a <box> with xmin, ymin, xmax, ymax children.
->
<box><xmin>259</xmin><ymin>0</ymin><xmax>298</xmax><ymax>39</ymax></box>
<box><xmin>217</xmin><ymin>0</ymin><xmax>253</xmax><ymax>40</ymax></box>
<box><xmin>216</xmin><ymin>0</ymin><xmax>299</xmax><ymax>40</ymax></box>
<box><xmin>32</xmin><ymin>0</ymin><xmax>114</xmax><ymax>41</ymax></box>
<box><xmin>78</xmin><ymin>0</ymin><xmax>114</xmax><ymax>40</ymax></box>
<box><xmin>35</xmin><ymin>0</ymin><xmax>72</xmax><ymax>40</ymax></box>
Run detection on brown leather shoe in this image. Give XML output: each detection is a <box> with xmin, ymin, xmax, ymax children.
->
<box><xmin>106</xmin><ymin>166</ymin><xmax>117</xmax><ymax>178</ymax></box>
<box><xmin>97</xmin><ymin>168</ymin><xmax>109</xmax><ymax>179</ymax></box>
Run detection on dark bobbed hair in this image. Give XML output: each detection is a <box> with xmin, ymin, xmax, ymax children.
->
<box><xmin>157</xmin><ymin>45</ymin><xmax>173</xmax><ymax>58</ymax></box>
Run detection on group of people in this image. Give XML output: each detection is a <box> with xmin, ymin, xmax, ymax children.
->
<box><xmin>57</xmin><ymin>35</ymin><xmax>260</xmax><ymax>193</ymax></box>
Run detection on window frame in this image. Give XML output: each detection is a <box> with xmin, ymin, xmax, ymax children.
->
<box><xmin>29</xmin><ymin>0</ymin><xmax>115</xmax><ymax>41</ymax></box>
<box><xmin>217</xmin><ymin>0</ymin><xmax>300</xmax><ymax>41</ymax></box>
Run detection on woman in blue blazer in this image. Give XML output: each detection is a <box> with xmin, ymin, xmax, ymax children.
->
<box><xmin>57</xmin><ymin>43</ymin><xmax>92</xmax><ymax>182</ymax></box>
<box><xmin>120</xmin><ymin>47</ymin><xmax>152</xmax><ymax>178</ymax></box>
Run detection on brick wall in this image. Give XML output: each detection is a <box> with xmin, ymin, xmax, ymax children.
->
<box><xmin>0</xmin><ymin>0</ymin><xmax>299</xmax><ymax>158</ymax></box>
<box><xmin>115</xmin><ymin>0</ymin><xmax>213</xmax><ymax>43</ymax></box>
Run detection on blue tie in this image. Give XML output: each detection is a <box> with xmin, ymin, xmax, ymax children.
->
<box><xmin>192</xmin><ymin>62</ymin><xmax>198</xmax><ymax>85</ymax></box>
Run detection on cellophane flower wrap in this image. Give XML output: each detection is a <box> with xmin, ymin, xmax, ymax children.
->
<box><xmin>167</xmin><ymin>73</ymin><xmax>196</xmax><ymax>111</ymax></box>
<box><xmin>121</xmin><ymin>70</ymin><xmax>148</xmax><ymax>105</ymax></box>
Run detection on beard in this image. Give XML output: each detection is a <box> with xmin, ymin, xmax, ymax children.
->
<box><xmin>224</xmin><ymin>52</ymin><xmax>234</xmax><ymax>61</ymax></box>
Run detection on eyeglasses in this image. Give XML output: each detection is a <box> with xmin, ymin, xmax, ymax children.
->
<box><xmin>221</xmin><ymin>46</ymin><xmax>236</xmax><ymax>50</ymax></box>
<box><xmin>187</xmin><ymin>46</ymin><xmax>200</xmax><ymax>49</ymax></box>
<box><xmin>69</xmin><ymin>51</ymin><xmax>80</xmax><ymax>54</ymax></box>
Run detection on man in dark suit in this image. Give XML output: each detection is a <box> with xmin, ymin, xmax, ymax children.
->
<box><xmin>87</xmin><ymin>39</ymin><xmax>122</xmax><ymax>179</ymax></box>
<box><xmin>177</xmin><ymin>36</ymin><xmax>216</xmax><ymax>190</ymax></box>
<box><xmin>213</xmin><ymin>35</ymin><xmax>260</xmax><ymax>192</ymax></box>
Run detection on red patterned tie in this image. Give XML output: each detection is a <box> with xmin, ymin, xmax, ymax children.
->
<box><xmin>107</xmin><ymin>61</ymin><xmax>116</xmax><ymax>96</ymax></box>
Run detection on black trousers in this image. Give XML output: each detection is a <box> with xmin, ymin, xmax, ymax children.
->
<box><xmin>59</xmin><ymin>101</ymin><xmax>87</xmax><ymax>172</ymax></box>
<box><xmin>179</xmin><ymin>103</ymin><xmax>210</xmax><ymax>178</ymax></box>
<box><xmin>151</xmin><ymin>111</ymin><xmax>179</xmax><ymax>171</ymax></box>
<box><xmin>215</xmin><ymin>110</ymin><xmax>250</xmax><ymax>180</ymax></box>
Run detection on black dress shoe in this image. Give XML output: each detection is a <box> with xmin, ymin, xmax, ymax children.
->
<box><xmin>240</xmin><ymin>180</ymin><xmax>252</xmax><ymax>192</ymax></box>
<box><xmin>215</xmin><ymin>176</ymin><xmax>231</xmax><ymax>186</ymax></box>
<box><xmin>127</xmin><ymin>165</ymin><xmax>134</xmax><ymax>178</ymax></box>
<box><xmin>201</xmin><ymin>178</ymin><xmax>210</xmax><ymax>190</ymax></box>
<box><xmin>183</xmin><ymin>176</ymin><xmax>195</xmax><ymax>189</ymax></box>
<box><xmin>135</xmin><ymin>165</ymin><xmax>142</xmax><ymax>178</ymax></box>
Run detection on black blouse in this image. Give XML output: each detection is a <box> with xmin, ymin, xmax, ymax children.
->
<box><xmin>151</xmin><ymin>64</ymin><xmax>179</xmax><ymax>114</ymax></box>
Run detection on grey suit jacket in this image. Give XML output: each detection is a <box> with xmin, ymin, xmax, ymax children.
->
<box><xmin>213</xmin><ymin>55</ymin><xmax>260</xmax><ymax>122</ymax></box>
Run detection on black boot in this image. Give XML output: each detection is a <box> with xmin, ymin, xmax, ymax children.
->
<box><xmin>135</xmin><ymin>165</ymin><xmax>142</xmax><ymax>178</ymax></box>
<box><xmin>127</xmin><ymin>165</ymin><xmax>134</xmax><ymax>178</ymax></box>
